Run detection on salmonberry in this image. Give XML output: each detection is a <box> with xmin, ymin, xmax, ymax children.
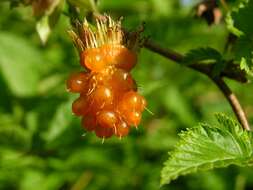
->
<box><xmin>67</xmin><ymin>15</ymin><xmax>147</xmax><ymax>139</ymax></box>
<box><xmin>114</xmin><ymin>47</ymin><xmax>137</xmax><ymax>71</ymax></box>
<box><xmin>117</xmin><ymin>91</ymin><xmax>146</xmax><ymax>113</ymax></box>
<box><xmin>95</xmin><ymin>126</ymin><xmax>114</xmax><ymax>138</ymax></box>
<box><xmin>81</xmin><ymin>116</ymin><xmax>96</xmax><ymax>131</ymax></box>
<box><xmin>72</xmin><ymin>96</ymin><xmax>89</xmax><ymax>116</ymax></box>
<box><xmin>81</xmin><ymin>48</ymin><xmax>107</xmax><ymax>72</ymax></box>
<box><xmin>91</xmin><ymin>85</ymin><xmax>114</xmax><ymax>110</ymax></box>
<box><xmin>66</xmin><ymin>71</ymin><xmax>89</xmax><ymax>93</ymax></box>
<box><xmin>115</xmin><ymin>120</ymin><xmax>130</xmax><ymax>137</ymax></box>
<box><xmin>97</xmin><ymin>110</ymin><xmax>118</xmax><ymax>129</ymax></box>
<box><xmin>122</xmin><ymin>111</ymin><xmax>142</xmax><ymax>127</ymax></box>
<box><xmin>101</xmin><ymin>45</ymin><xmax>137</xmax><ymax>71</ymax></box>
<box><xmin>110</xmin><ymin>69</ymin><xmax>137</xmax><ymax>95</ymax></box>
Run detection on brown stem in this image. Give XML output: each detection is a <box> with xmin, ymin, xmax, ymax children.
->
<box><xmin>212</xmin><ymin>78</ymin><xmax>250</xmax><ymax>130</ymax></box>
<box><xmin>143</xmin><ymin>39</ymin><xmax>247</xmax><ymax>83</ymax></box>
<box><xmin>143</xmin><ymin>39</ymin><xmax>184</xmax><ymax>62</ymax></box>
<box><xmin>143</xmin><ymin>39</ymin><xmax>251</xmax><ymax>130</ymax></box>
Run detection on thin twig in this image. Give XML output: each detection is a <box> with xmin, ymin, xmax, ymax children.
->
<box><xmin>143</xmin><ymin>39</ymin><xmax>184</xmax><ymax>62</ymax></box>
<box><xmin>212</xmin><ymin>78</ymin><xmax>250</xmax><ymax>130</ymax></box>
<box><xmin>143</xmin><ymin>39</ymin><xmax>251</xmax><ymax>130</ymax></box>
<box><xmin>143</xmin><ymin>39</ymin><xmax>247</xmax><ymax>83</ymax></box>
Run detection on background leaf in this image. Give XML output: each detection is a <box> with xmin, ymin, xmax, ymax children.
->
<box><xmin>183</xmin><ymin>47</ymin><xmax>222</xmax><ymax>65</ymax></box>
<box><xmin>226</xmin><ymin>0</ymin><xmax>253</xmax><ymax>72</ymax></box>
<box><xmin>0</xmin><ymin>32</ymin><xmax>45</xmax><ymax>97</ymax></box>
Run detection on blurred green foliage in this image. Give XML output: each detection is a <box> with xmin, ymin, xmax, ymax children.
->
<box><xmin>0</xmin><ymin>0</ymin><xmax>253</xmax><ymax>190</ymax></box>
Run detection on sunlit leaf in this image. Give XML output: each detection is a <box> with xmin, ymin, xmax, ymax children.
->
<box><xmin>36</xmin><ymin>16</ymin><xmax>51</xmax><ymax>44</ymax></box>
<box><xmin>161</xmin><ymin>114</ymin><xmax>253</xmax><ymax>185</ymax></box>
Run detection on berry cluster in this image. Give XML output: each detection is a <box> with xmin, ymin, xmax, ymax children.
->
<box><xmin>67</xmin><ymin>16</ymin><xmax>146</xmax><ymax>139</ymax></box>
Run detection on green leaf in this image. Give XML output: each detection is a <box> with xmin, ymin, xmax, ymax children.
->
<box><xmin>211</xmin><ymin>60</ymin><xmax>227</xmax><ymax>77</ymax></box>
<box><xmin>0</xmin><ymin>32</ymin><xmax>45</xmax><ymax>97</ymax></box>
<box><xmin>161</xmin><ymin>113</ymin><xmax>253</xmax><ymax>186</ymax></box>
<box><xmin>36</xmin><ymin>0</ymin><xmax>63</xmax><ymax>44</ymax></box>
<box><xmin>231</xmin><ymin>0</ymin><xmax>253</xmax><ymax>36</ymax></box>
<box><xmin>234</xmin><ymin>36</ymin><xmax>253</xmax><ymax>73</ymax></box>
<box><xmin>229</xmin><ymin>0</ymin><xmax>249</xmax><ymax>9</ymax></box>
<box><xmin>42</xmin><ymin>99</ymin><xmax>73</xmax><ymax>143</ymax></box>
<box><xmin>183</xmin><ymin>47</ymin><xmax>222</xmax><ymax>65</ymax></box>
<box><xmin>162</xmin><ymin>86</ymin><xmax>196</xmax><ymax>126</ymax></box>
<box><xmin>0</xmin><ymin>0</ymin><xmax>20</xmax><ymax>7</ymax></box>
<box><xmin>225</xmin><ymin>13</ymin><xmax>244</xmax><ymax>37</ymax></box>
<box><xmin>240</xmin><ymin>57</ymin><xmax>251</xmax><ymax>73</ymax></box>
<box><xmin>67</xmin><ymin>0</ymin><xmax>98</xmax><ymax>21</ymax></box>
<box><xmin>36</xmin><ymin>16</ymin><xmax>51</xmax><ymax>45</ymax></box>
<box><xmin>226</xmin><ymin>1</ymin><xmax>253</xmax><ymax>71</ymax></box>
<box><xmin>20</xmin><ymin>170</ymin><xmax>64</xmax><ymax>190</ymax></box>
<box><xmin>68</xmin><ymin>0</ymin><xmax>93</xmax><ymax>9</ymax></box>
<box><xmin>0</xmin><ymin>125</ymin><xmax>31</xmax><ymax>151</ymax></box>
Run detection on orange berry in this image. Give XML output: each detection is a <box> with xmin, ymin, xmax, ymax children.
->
<box><xmin>66</xmin><ymin>72</ymin><xmax>89</xmax><ymax>93</ymax></box>
<box><xmin>81</xmin><ymin>116</ymin><xmax>96</xmax><ymax>131</ymax></box>
<box><xmin>72</xmin><ymin>96</ymin><xmax>90</xmax><ymax>116</ymax></box>
<box><xmin>95</xmin><ymin>126</ymin><xmax>113</xmax><ymax>139</ymax></box>
<box><xmin>118</xmin><ymin>91</ymin><xmax>146</xmax><ymax>113</ymax></box>
<box><xmin>122</xmin><ymin>111</ymin><xmax>142</xmax><ymax>126</ymax></box>
<box><xmin>80</xmin><ymin>51</ymin><xmax>88</xmax><ymax>71</ymax></box>
<box><xmin>97</xmin><ymin>110</ymin><xmax>118</xmax><ymax>128</ymax></box>
<box><xmin>115</xmin><ymin>120</ymin><xmax>130</xmax><ymax>137</ymax></box>
<box><xmin>115</xmin><ymin>48</ymin><xmax>137</xmax><ymax>71</ymax></box>
<box><xmin>91</xmin><ymin>86</ymin><xmax>114</xmax><ymax>110</ymax></box>
<box><xmin>93</xmin><ymin>71</ymin><xmax>112</xmax><ymax>86</ymax></box>
<box><xmin>81</xmin><ymin>48</ymin><xmax>106</xmax><ymax>72</ymax></box>
<box><xmin>101</xmin><ymin>45</ymin><xmax>137</xmax><ymax>71</ymax></box>
<box><xmin>110</xmin><ymin>69</ymin><xmax>137</xmax><ymax>94</ymax></box>
<box><xmin>101</xmin><ymin>44</ymin><xmax>121</xmax><ymax>64</ymax></box>
<box><xmin>126</xmin><ymin>74</ymin><xmax>137</xmax><ymax>92</ymax></box>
